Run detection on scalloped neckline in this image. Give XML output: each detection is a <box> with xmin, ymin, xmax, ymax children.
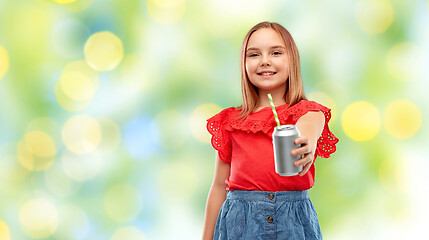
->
<box><xmin>251</xmin><ymin>103</ymin><xmax>289</xmax><ymax>114</ymax></box>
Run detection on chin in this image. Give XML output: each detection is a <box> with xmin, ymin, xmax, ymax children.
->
<box><xmin>252</xmin><ymin>82</ymin><xmax>286</xmax><ymax>91</ymax></box>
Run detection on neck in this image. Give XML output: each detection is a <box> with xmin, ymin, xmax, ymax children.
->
<box><xmin>256</xmin><ymin>85</ymin><xmax>287</xmax><ymax>109</ymax></box>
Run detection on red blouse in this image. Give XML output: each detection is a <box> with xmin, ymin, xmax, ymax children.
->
<box><xmin>206</xmin><ymin>100</ymin><xmax>339</xmax><ymax>191</ymax></box>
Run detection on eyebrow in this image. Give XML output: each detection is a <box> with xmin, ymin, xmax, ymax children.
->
<box><xmin>246</xmin><ymin>45</ymin><xmax>286</xmax><ymax>52</ymax></box>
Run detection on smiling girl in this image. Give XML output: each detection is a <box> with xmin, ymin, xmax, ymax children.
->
<box><xmin>202</xmin><ymin>22</ymin><xmax>339</xmax><ymax>240</ymax></box>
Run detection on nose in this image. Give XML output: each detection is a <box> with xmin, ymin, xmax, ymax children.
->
<box><xmin>261</xmin><ymin>54</ymin><xmax>271</xmax><ymax>67</ymax></box>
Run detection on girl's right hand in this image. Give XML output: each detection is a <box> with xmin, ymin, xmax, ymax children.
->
<box><xmin>292</xmin><ymin>136</ymin><xmax>315</xmax><ymax>176</ymax></box>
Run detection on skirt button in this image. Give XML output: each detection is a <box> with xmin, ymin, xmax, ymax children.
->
<box><xmin>267</xmin><ymin>216</ymin><xmax>273</xmax><ymax>223</ymax></box>
<box><xmin>268</xmin><ymin>193</ymin><xmax>274</xmax><ymax>200</ymax></box>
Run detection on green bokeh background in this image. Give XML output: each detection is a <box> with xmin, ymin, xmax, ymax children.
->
<box><xmin>0</xmin><ymin>0</ymin><xmax>428</xmax><ymax>239</ymax></box>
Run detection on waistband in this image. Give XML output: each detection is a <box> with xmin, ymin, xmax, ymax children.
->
<box><xmin>226</xmin><ymin>190</ymin><xmax>309</xmax><ymax>202</ymax></box>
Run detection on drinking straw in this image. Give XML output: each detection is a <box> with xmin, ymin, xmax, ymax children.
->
<box><xmin>268</xmin><ymin>93</ymin><xmax>281</xmax><ymax>127</ymax></box>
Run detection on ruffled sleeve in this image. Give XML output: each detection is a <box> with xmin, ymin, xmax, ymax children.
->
<box><xmin>282</xmin><ymin>100</ymin><xmax>339</xmax><ymax>158</ymax></box>
<box><xmin>206</xmin><ymin>108</ymin><xmax>234</xmax><ymax>163</ymax></box>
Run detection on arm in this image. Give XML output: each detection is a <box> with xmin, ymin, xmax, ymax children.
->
<box><xmin>202</xmin><ymin>151</ymin><xmax>230</xmax><ymax>240</ymax></box>
<box><xmin>293</xmin><ymin>111</ymin><xmax>325</xmax><ymax>176</ymax></box>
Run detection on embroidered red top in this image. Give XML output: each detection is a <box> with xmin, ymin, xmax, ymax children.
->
<box><xmin>206</xmin><ymin>100</ymin><xmax>339</xmax><ymax>191</ymax></box>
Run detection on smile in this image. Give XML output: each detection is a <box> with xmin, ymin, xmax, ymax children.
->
<box><xmin>257</xmin><ymin>71</ymin><xmax>277</xmax><ymax>76</ymax></box>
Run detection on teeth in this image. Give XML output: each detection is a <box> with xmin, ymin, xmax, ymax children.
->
<box><xmin>261</xmin><ymin>72</ymin><xmax>274</xmax><ymax>76</ymax></box>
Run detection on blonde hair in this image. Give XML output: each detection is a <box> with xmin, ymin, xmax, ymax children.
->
<box><xmin>238</xmin><ymin>21</ymin><xmax>307</xmax><ymax>119</ymax></box>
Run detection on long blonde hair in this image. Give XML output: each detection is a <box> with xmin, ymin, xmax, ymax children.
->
<box><xmin>238</xmin><ymin>22</ymin><xmax>307</xmax><ymax>119</ymax></box>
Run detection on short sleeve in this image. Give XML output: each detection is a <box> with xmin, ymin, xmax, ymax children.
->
<box><xmin>206</xmin><ymin>108</ymin><xmax>233</xmax><ymax>163</ymax></box>
<box><xmin>285</xmin><ymin>100</ymin><xmax>339</xmax><ymax>158</ymax></box>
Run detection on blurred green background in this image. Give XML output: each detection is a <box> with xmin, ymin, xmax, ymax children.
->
<box><xmin>0</xmin><ymin>0</ymin><xmax>428</xmax><ymax>239</ymax></box>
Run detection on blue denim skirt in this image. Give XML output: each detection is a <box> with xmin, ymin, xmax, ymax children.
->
<box><xmin>213</xmin><ymin>190</ymin><xmax>322</xmax><ymax>240</ymax></box>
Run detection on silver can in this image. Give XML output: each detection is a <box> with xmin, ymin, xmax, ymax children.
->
<box><xmin>272</xmin><ymin>125</ymin><xmax>303</xmax><ymax>176</ymax></box>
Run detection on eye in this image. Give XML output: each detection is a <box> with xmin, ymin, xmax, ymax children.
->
<box><xmin>272</xmin><ymin>51</ymin><xmax>282</xmax><ymax>56</ymax></box>
<box><xmin>247</xmin><ymin>53</ymin><xmax>259</xmax><ymax>57</ymax></box>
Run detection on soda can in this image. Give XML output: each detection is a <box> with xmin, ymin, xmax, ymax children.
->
<box><xmin>272</xmin><ymin>125</ymin><xmax>303</xmax><ymax>176</ymax></box>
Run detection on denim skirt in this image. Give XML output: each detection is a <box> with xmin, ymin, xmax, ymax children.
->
<box><xmin>213</xmin><ymin>190</ymin><xmax>322</xmax><ymax>240</ymax></box>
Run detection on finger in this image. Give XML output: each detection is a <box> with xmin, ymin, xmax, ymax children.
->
<box><xmin>299</xmin><ymin>161</ymin><xmax>313</xmax><ymax>176</ymax></box>
<box><xmin>291</xmin><ymin>144</ymin><xmax>310</xmax><ymax>156</ymax></box>
<box><xmin>294</xmin><ymin>136</ymin><xmax>308</xmax><ymax>145</ymax></box>
<box><xmin>294</xmin><ymin>154</ymin><xmax>311</xmax><ymax>167</ymax></box>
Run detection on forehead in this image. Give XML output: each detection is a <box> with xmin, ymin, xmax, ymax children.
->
<box><xmin>247</xmin><ymin>28</ymin><xmax>285</xmax><ymax>49</ymax></box>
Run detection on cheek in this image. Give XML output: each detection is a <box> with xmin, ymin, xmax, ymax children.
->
<box><xmin>274</xmin><ymin>65</ymin><xmax>289</xmax><ymax>77</ymax></box>
<box><xmin>245</xmin><ymin>59</ymin><xmax>257</xmax><ymax>74</ymax></box>
<box><xmin>245</xmin><ymin>64</ymin><xmax>251</xmax><ymax>77</ymax></box>
<box><xmin>277</xmin><ymin>57</ymin><xmax>290</xmax><ymax>72</ymax></box>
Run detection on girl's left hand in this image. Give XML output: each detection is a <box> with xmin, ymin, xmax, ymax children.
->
<box><xmin>291</xmin><ymin>137</ymin><xmax>314</xmax><ymax>176</ymax></box>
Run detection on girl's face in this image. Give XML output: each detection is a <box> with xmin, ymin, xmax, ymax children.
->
<box><xmin>245</xmin><ymin>28</ymin><xmax>289</xmax><ymax>92</ymax></box>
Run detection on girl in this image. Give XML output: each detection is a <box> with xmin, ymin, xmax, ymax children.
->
<box><xmin>202</xmin><ymin>22</ymin><xmax>339</xmax><ymax>240</ymax></box>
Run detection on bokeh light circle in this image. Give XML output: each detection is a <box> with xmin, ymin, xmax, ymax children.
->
<box><xmin>189</xmin><ymin>103</ymin><xmax>222</xmax><ymax>143</ymax></box>
<box><xmin>341</xmin><ymin>101</ymin><xmax>381</xmax><ymax>141</ymax></box>
<box><xmin>386</xmin><ymin>43</ymin><xmax>424</xmax><ymax>82</ymax></box>
<box><xmin>147</xmin><ymin>0</ymin><xmax>186</xmax><ymax>25</ymax></box>
<box><xmin>19</xmin><ymin>198</ymin><xmax>58</xmax><ymax>239</ymax></box>
<box><xmin>62</xmin><ymin>115</ymin><xmax>101</xmax><ymax>155</ymax></box>
<box><xmin>154</xmin><ymin>110</ymin><xmax>189</xmax><ymax>149</ymax></box>
<box><xmin>17</xmin><ymin>140</ymin><xmax>56</xmax><ymax>172</ymax></box>
<box><xmin>26</xmin><ymin>117</ymin><xmax>62</xmax><ymax>141</ymax></box>
<box><xmin>355</xmin><ymin>0</ymin><xmax>394</xmax><ymax>34</ymax></box>
<box><xmin>24</xmin><ymin>131</ymin><xmax>56</xmax><ymax>158</ymax></box>
<box><xmin>15</xmin><ymin>118</ymin><xmax>62</xmax><ymax>172</ymax></box>
<box><xmin>383</xmin><ymin>99</ymin><xmax>421</xmax><ymax>139</ymax></box>
<box><xmin>123</xmin><ymin>116</ymin><xmax>159</xmax><ymax>159</ymax></box>
<box><xmin>0</xmin><ymin>219</ymin><xmax>11</xmax><ymax>240</ymax></box>
<box><xmin>55</xmin><ymin>61</ymin><xmax>99</xmax><ymax>111</ymax></box>
<box><xmin>103</xmin><ymin>184</ymin><xmax>142</xmax><ymax>222</ymax></box>
<box><xmin>84</xmin><ymin>31</ymin><xmax>124</xmax><ymax>71</ymax></box>
<box><xmin>59</xmin><ymin>71</ymin><xmax>97</xmax><ymax>101</ymax></box>
<box><xmin>111</xmin><ymin>226</ymin><xmax>146</xmax><ymax>240</ymax></box>
<box><xmin>0</xmin><ymin>46</ymin><xmax>9</xmax><ymax>79</ymax></box>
